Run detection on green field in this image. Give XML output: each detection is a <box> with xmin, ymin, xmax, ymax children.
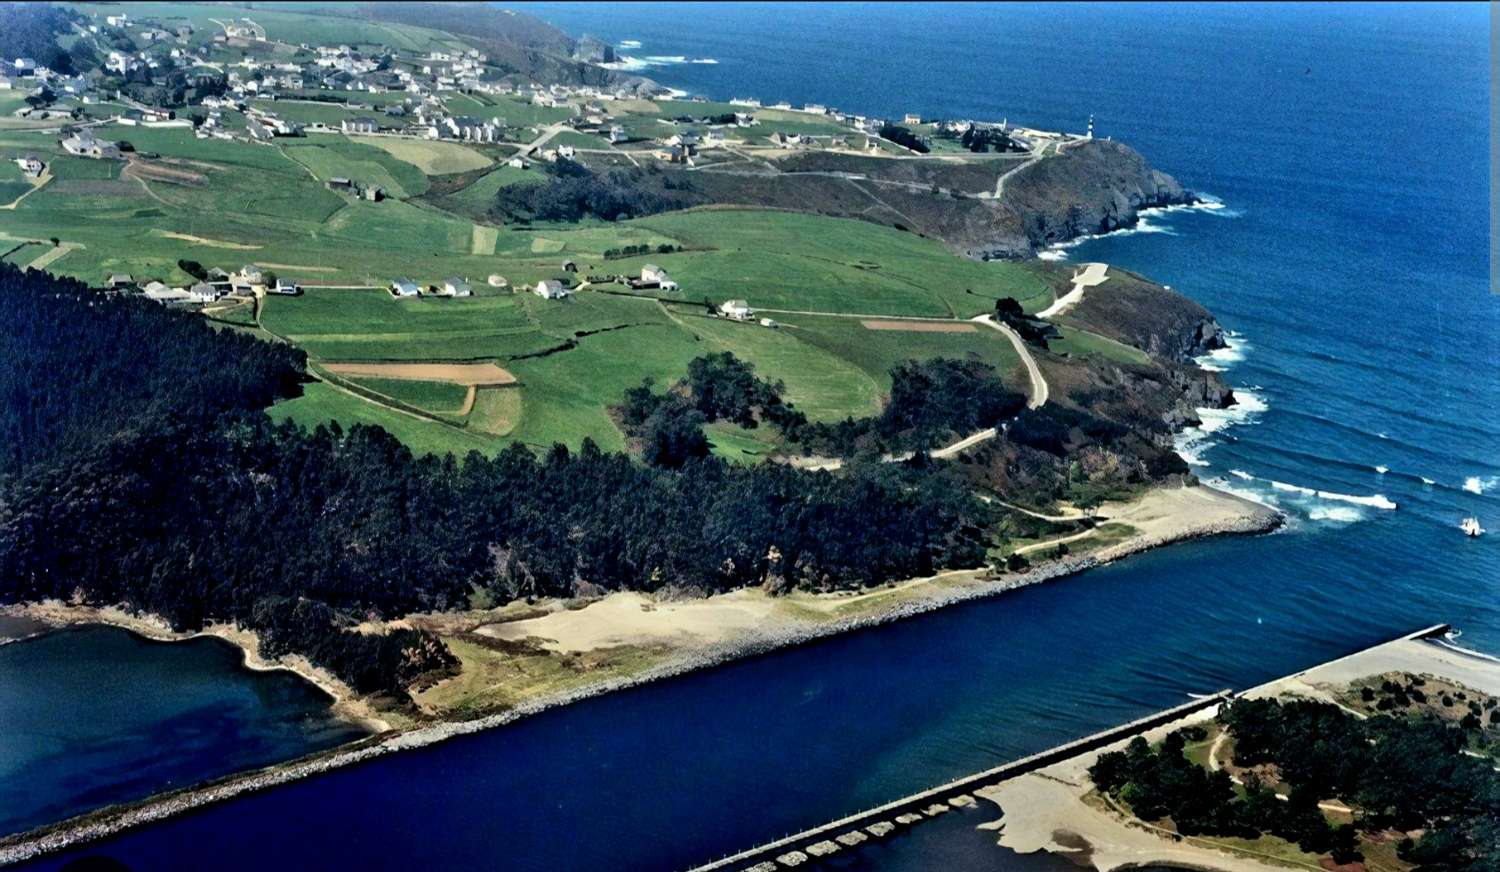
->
<box><xmin>447</xmin><ymin>165</ymin><xmax>547</xmax><ymax>212</ymax></box>
<box><xmin>284</xmin><ymin>139</ymin><xmax>430</xmax><ymax>198</ymax></box>
<box><xmin>345</xmin><ymin>376</ymin><xmax>471</xmax><ymax>413</ymax></box>
<box><xmin>70</xmin><ymin>2</ymin><xmax>470</xmax><ymax>53</ymax></box>
<box><xmin>1050</xmin><ymin>325</ymin><xmax>1152</xmax><ymax>365</ymax></box>
<box><xmin>351</xmin><ymin>136</ymin><xmax>493</xmax><ymax>175</ymax></box>
<box><xmin>270</xmin><ymin>382</ymin><xmax>503</xmax><ymax>458</ymax></box>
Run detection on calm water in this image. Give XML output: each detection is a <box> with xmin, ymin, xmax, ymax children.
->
<box><xmin>14</xmin><ymin>3</ymin><xmax>1497</xmax><ymax>870</ymax></box>
<box><xmin>0</xmin><ymin>627</ymin><xmax>365</xmax><ymax>838</ymax></box>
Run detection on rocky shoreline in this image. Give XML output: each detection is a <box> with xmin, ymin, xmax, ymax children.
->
<box><xmin>0</xmin><ymin>488</ymin><xmax>1281</xmax><ymax>867</ymax></box>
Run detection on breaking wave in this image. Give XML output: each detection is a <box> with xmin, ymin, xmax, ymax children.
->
<box><xmin>603</xmin><ymin>54</ymin><xmax>720</xmax><ymax>71</ymax></box>
<box><xmin>1463</xmin><ymin>475</ymin><xmax>1496</xmax><ymax>495</ymax></box>
<box><xmin>1266</xmin><ymin>480</ymin><xmax>1398</xmax><ymax>510</ymax></box>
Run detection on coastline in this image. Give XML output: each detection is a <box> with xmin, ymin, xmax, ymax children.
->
<box><xmin>0</xmin><ymin>482</ymin><xmax>1281</xmax><ymax>868</ymax></box>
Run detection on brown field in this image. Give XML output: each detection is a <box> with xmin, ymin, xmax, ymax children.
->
<box><xmin>126</xmin><ymin>159</ymin><xmax>206</xmax><ymax>186</ymax></box>
<box><xmin>861</xmin><ymin>319</ymin><xmax>977</xmax><ymax>333</ymax></box>
<box><xmin>157</xmin><ymin>231</ymin><xmax>261</xmax><ymax>250</ymax></box>
<box><xmin>322</xmin><ymin>362</ymin><xmax>518</xmax><ymax>385</ymax></box>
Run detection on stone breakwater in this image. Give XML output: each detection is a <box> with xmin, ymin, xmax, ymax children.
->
<box><xmin>0</xmin><ymin>499</ymin><xmax>1282</xmax><ymax>867</ymax></box>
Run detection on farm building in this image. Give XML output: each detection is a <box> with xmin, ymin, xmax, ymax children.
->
<box><xmin>719</xmin><ymin>299</ymin><xmax>753</xmax><ymax>321</ymax></box>
<box><xmin>60</xmin><ymin>129</ymin><xmax>121</xmax><ymax>159</ymax></box>
<box><xmin>342</xmin><ymin>117</ymin><xmax>379</xmax><ymax>134</ymax></box>
<box><xmin>390</xmin><ymin>277</ymin><xmax>420</xmax><ymax>297</ymax></box>
<box><xmin>633</xmin><ymin>264</ymin><xmax>678</xmax><ymax>291</ymax></box>
<box><xmin>106</xmin><ymin>273</ymin><xmax>133</xmax><ymax>289</ymax></box>
<box><xmin>534</xmin><ymin>279</ymin><xmax>570</xmax><ymax>300</ymax></box>
<box><xmin>237</xmin><ymin>264</ymin><xmax>265</xmax><ymax>287</ymax></box>
<box><xmin>143</xmin><ymin>282</ymin><xmax>193</xmax><ymax>305</ymax></box>
<box><xmin>15</xmin><ymin>155</ymin><xmax>43</xmax><ymax>177</ymax></box>
<box><xmin>187</xmin><ymin>282</ymin><xmax>219</xmax><ymax>303</ymax></box>
<box><xmin>506</xmin><ymin>156</ymin><xmax>530</xmax><ymax>169</ymax></box>
<box><xmin>441</xmin><ymin>277</ymin><xmax>472</xmax><ymax>297</ymax></box>
<box><xmin>270</xmin><ymin>277</ymin><xmax>302</xmax><ymax>296</ymax></box>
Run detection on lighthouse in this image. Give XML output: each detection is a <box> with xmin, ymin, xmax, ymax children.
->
<box><xmin>1087</xmin><ymin>114</ymin><xmax>1095</xmax><ymax>140</ymax></box>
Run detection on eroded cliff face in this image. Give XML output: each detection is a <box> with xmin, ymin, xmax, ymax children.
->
<box><xmin>1002</xmin><ymin>140</ymin><xmax>1193</xmax><ymax>246</ymax></box>
<box><xmin>1037</xmin><ymin>264</ymin><xmax>1227</xmax><ymax>362</ymax></box>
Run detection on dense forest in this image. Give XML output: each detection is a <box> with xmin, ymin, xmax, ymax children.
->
<box><xmin>0</xmin><ymin>265</ymin><xmax>992</xmax><ymax>699</ymax></box>
<box><xmin>1089</xmin><ymin>698</ymin><xmax>1500</xmax><ymax>871</ymax></box>
<box><xmin>0</xmin><ymin>3</ymin><xmax>80</xmax><ymax>75</ymax></box>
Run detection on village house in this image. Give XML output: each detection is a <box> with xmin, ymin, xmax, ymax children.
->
<box><xmin>235</xmin><ymin>264</ymin><xmax>265</xmax><ymax>290</ymax></box>
<box><xmin>440</xmin><ymin>277</ymin><xmax>472</xmax><ymax>297</ymax></box>
<box><xmin>143</xmin><ymin>281</ymin><xmax>193</xmax><ymax>305</ymax></box>
<box><xmin>187</xmin><ymin>282</ymin><xmax>219</xmax><ymax>303</ymax></box>
<box><xmin>61</xmin><ymin>129</ymin><xmax>121</xmax><ymax>159</ymax></box>
<box><xmin>15</xmin><ymin>155</ymin><xmax>44</xmax><ymax>177</ymax></box>
<box><xmin>719</xmin><ymin>299</ymin><xmax>753</xmax><ymax>321</ymax></box>
<box><xmin>106</xmin><ymin>273</ymin><xmax>134</xmax><ymax>289</ymax></box>
<box><xmin>608</xmin><ymin>124</ymin><xmax>626</xmax><ymax>143</ymax></box>
<box><xmin>903</xmin><ymin>113</ymin><xmax>922</xmax><ymax>125</ymax></box>
<box><xmin>533</xmin><ymin>279</ymin><xmax>570</xmax><ymax>300</ymax></box>
<box><xmin>506</xmin><ymin>156</ymin><xmax>530</xmax><ymax>169</ymax></box>
<box><xmin>270</xmin><ymin>277</ymin><xmax>302</xmax><ymax>296</ymax></box>
<box><xmin>389</xmin><ymin>277</ymin><xmax>420</xmax><ymax>298</ymax></box>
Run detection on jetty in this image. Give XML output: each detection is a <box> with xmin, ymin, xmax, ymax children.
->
<box><xmin>689</xmin><ymin>623</ymin><xmax>1452</xmax><ymax>872</ymax></box>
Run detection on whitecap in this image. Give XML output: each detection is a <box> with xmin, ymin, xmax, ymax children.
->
<box><xmin>1374</xmin><ymin>465</ymin><xmax>1388</xmax><ymax>474</ymax></box>
<box><xmin>1308</xmin><ymin>505</ymin><xmax>1364</xmax><ymax>523</ymax></box>
<box><xmin>689</xmin><ymin>58</ymin><xmax>719</xmax><ymax>64</ymax></box>
<box><xmin>1035</xmin><ymin>249</ymin><xmax>1069</xmax><ymax>262</ymax></box>
<box><xmin>1421</xmin><ymin>477</ymin><xmax>1436</xmax><ymax>485</ymax></box>
<box><xmin>1463</xmin><ymin>475</ymin><xmax>1495</xmax><ymax>494</ymax></box>
<box><xmin>618</xmin><ymin>39</ymin><xmax>642</xmax><ymax>48</ymax></box>
<box><xmin>1268</xmin><ymin>480</ymin><xmax>1397</xmax><ymax>510</ymax></box>
<box><xmin>1229</xmin><ymin>469</ymin><xmax>1254</xmax><ymax>480</ymax></box>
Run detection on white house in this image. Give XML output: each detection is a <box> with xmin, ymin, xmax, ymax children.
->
<box><xmin>719</xmin><ymin>299</ymin><xmax>752</xmax><ymax>321</ymax></box>
<box><xmin>533</xmin><ymin>279</ymin><xmax>570</xmax><ymax>300</ymax></box>
<box><xmin>187</xmin><ymin>282</ymin><xmax>219</xmax><ymax>303</ymax></box>
<box><xmin>441</xmin><ymin>277</ymin><xmax>472</xmax><ymax>297</ymax></box>
<box><xmin>342</xmin><ymin>116</ymin><xmax>378</xmax><ymax>134</ymax></box>
<box><xmin>506</xmin><ymin>156</ymin><xmax>530</xmax><ymax>169</ymax></box>
<box><xmin>15</xmin><ymin>155</ymin><xmax>43</xmax><ymax>177</ymax></box>
<box><xmin>390</xmin><ymin>277</ymin><xmax>420</xmax><ymax>297</ymax></box>
<box><xmin>236</xmin><ymin>264</ymin><xmax>265</xmax><ymax>288</ymax></box>
<box><xmin>271</xmin><ymin>277</ymin><xmax>302</xmax><ymax>295</ymax></box>
<box><xmin>61</xmin><ymin>129</ymin><xmax>120</xmax><ymax>159</ymax></box>
<box><xmin>638</xmin><ymin>264</ymin><xmax>678</xmax><ymax>291</ymax></box>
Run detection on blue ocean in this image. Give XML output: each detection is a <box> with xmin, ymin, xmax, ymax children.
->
<box><xmin>17</xmin><ymin>4</ymin><xmax>1496</xmax><ymax>870</ymax></box>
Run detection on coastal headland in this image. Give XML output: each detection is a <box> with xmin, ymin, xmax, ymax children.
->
<box><xmin>0</xmin><ymin>483</ymin><xmax>1278</xmax><ymax>868</ymax></box>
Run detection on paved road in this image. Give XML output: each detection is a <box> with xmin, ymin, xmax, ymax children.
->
<box><xmin>973</xmin><ymin>315</ymin><xmax>1049</xmax><ymax>409</ymax></box>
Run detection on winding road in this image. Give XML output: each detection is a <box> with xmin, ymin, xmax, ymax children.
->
<box><xmin>973</xmin><ymin>315</ymin><xmax>1049</xmax><ymax>409</ymax></box>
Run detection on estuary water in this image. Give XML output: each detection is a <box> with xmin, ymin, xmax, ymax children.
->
<box><xmin>10</xmin><ymin>3</ymin><xmax>1497</xmax><ymax>870</ymax></box>
<box><xmin>0</xmin><ymin>627</ymin><xmax>365</xmax><ymax>838</ymax></box>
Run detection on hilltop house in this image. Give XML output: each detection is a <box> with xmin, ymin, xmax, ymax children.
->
<box><xmin>390</xmin><ymin>277</ymin><xmax>420</xmax><ymax>297</ymax></box>
<box><xmin>719</xmin><ymin>299</ymin><xmax>753</xmax><ymax>321</ymax></box>
<box><xmin>534</xmin><ymin>279</ymin><xmax>570</xmax><ymax>300</ymax></box>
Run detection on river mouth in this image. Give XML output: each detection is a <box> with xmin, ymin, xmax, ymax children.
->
<box><xmin>0</xmin><ymin>625</ymin><xmax>367</xmax><ymax>839</ymax></box>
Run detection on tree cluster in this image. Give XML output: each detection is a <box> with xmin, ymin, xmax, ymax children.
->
<box><xmin>493</xmin><ymin>161</ymin><xmax>701</xmax><ymax>223</ymax></box>
<box><xmin>878</xmin><ymin>123</ymin><xmax>930</xmax><ymax>154</ymax></box>
<box><xmin>959</xmin><ymin>124</ymin><xmax>1024</xmax><ymax>153</ymax></box>
<box><xmin>1091</xmin><ymin>697</ymin><xmax>1500</xmax><ymax>871</ymax></box>
<box><xmin>0</xmin><ymin>3</ymin><xmax>79</xmax><ymax>75</ymax></box>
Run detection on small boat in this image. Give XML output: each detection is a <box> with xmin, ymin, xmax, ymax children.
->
<box><xmin>1460</xmin><ymin>517</ymin><xmax>1484</xmax><ymax>537</ymax></box>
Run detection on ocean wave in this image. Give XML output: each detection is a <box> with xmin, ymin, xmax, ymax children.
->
<box><xmin>1194</xmin><ymin>334</ymin><xmax>1248</xmax><ymax>373</ymax></box>
<box><xmin>1194</xmin><ymin>387</ymin><xmax>1267</xmax><ymax>434</ymax></box>
<box><xmin>1307</xmin><ymin>505</ymin><xmax>1365</xmax><ymax>523</ymax></box>
<box><xmin>603</xmin><ymin>54</ymin><xmax>720</xmax><ymax>71</ymax></box>
<box><xmin>1463</xmin><ymin>475</ymin><xmax>1496</xmax><ymax>495</ymax></box>
<box><xmin>1035</xmin><ymin>249</ymin><xmax>1069</xmax><ymax>262</ymax></box>
<box><xmin>1229</xmin><ymin>469</ymin><xmax>1254</xmax><ymax>480</ymax></box>
<box><xmin>1421</xmin><ymin>476</ymin><xmax>1436</xmax><ymax>485</ymax></box>
<box><xmin>618</xmin><ymin>39</ymin><xmax>642</xmax><ymax>48</ymax></box>
<box><xmin>1374</xmin><ymin>465</ymin><xmax>1388</xmax><ymax>474</ymax></box>
<box><xmin>1267</xmin><ymin>480</ymin><xmax>1397</xmax><ymax>510</ymax></box>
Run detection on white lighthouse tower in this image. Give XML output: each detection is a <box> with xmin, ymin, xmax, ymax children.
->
<box><xmin>1086</xmin><ymin>114</ymin><xmax>1095</xmax><ymax>140</ymax></box>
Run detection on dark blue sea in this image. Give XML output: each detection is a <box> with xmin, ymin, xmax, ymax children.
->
<box><xmin>12</xmin><ymin>4</ymin><xmax>1495</xmax><ymax>870</ymax></box>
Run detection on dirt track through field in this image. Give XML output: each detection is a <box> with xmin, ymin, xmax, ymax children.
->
<box><xmin>322</xmin><ymin>362</ymin><xmax>517</xmax><ymax>385</ymax></box>
<box><xmin>861</xmin><ymin>319</ymin><xmax>977</xmax><ymax>333</ymax></box>
<box><xmin>157</xmin><ymin>231</ymin><xmax>261</xmax><ymax>250</ymax></box>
